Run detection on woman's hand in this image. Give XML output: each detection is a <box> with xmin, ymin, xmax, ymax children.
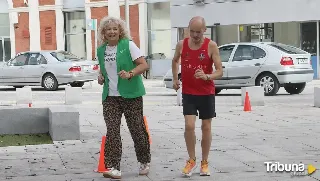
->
<box><xmin>118</xmin><ymin>70</ymin><xmax>132</xmax><ymax>79</ymax></box>
<box><xmin>98</xmin><ymin>73</ymin><xmax>104</xmax><ymax>85</ymax></box>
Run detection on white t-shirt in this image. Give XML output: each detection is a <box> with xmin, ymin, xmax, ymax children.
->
<box><xmin>104</xmin><ymin>41</ymin><xmax>143</xmax><ymax>96</ymax></box>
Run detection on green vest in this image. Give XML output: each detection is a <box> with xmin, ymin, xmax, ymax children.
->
<box><xmin>97</xmin><ymin>38</ymin><xmax>146</xmax><ymax>101</ymax></box>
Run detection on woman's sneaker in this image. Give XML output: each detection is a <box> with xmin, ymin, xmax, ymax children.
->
<box><xmin>139</xmin><ymin>163</ymin><xmax>150</xmax><ymax>175</ymax></box>
<box><xmin>102</xmin><ymin>167</ymin><xmax>121</xmax><ymax>179</ymax></box>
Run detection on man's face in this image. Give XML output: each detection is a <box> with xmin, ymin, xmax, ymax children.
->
<box><xmin>189</xmin><ymin>25</ymin><xmax>205</xmax><ymax>43</ymax></box>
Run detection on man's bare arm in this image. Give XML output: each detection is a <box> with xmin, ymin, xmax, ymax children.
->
<box><xmin>208</xmin><ymin>41</ymin><xmax>223</xmax><ymax>80</ymax></box>
<box><xmin>172</xmin><ymin>40</ymin><xmax>183</xmax><ymax>81</ymax></box>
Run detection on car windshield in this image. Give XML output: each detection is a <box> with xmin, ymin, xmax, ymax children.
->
<box><xmin>50</xmin><ymin>51</ymin><xmax>81</xmax><ymax>62</ymax></box>
<box><xmin>268</xmin><ymin>43</ymin><xmax>308</xmax><ymax>54</ymax></box>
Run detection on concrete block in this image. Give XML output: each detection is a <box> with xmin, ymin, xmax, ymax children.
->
<box><xmin>314</xmin><ymin>87</ymin><xmax>320</xmax><ymax>107</ymax></box>
<box><xmin>65</xmin><ymin>87</ymin><xmax>82</xmax><ymax>105</ymax></box>
<box><xmin>16</xmin><ymin>87</ymin><xmax>32</xmax><ymax>104</ymax></box>
<box><xmin>49</xmin><ymin>107</ymin><xmax>80</xmax><ymax>141</ymax></box>
<box><xmin>241</xmin><ymin>86</ymin><xmax>264</xmax><ymax>106</ymax></box>
<box><xmin>0</xmin><ymin>108</ymin><xmax>48</xmax><ymax>135</ymax></box>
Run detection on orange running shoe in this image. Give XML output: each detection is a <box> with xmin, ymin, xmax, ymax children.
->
<box><xmin>181</xmin><ymin>158</ymin><xmax>197</xmax><ymax>177</ymax></box>
<box><xmin>200</xmin><ymin>160</ymin><xmax>211</xmax><ymax>176</ymax></box>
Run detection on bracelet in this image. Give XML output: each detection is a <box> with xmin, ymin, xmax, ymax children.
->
<box><xmin>128</xmin><ymin>71</ymin><xmax>134</xmax><ymax>80</ymax></box>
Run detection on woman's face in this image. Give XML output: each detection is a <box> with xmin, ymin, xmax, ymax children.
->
<box><xmin>105</xmin><ymin>22</ymin><xmax>120</xmax><ymax>42</ymax></box>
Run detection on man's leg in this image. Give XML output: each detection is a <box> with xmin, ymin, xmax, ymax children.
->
<box><xmin>201</xmin><ymin>119</ymin><xmax>212</xmax><ymax>161</ymax></box>
<box><xmin>181</xmin><ymin>94</ymin><xmax>198</xmax><ymax>177</ymax></box>
<box><xmin>198</xmin><ymin>94</ymin><xmax>216</xmax><ymax>176</ymax></box>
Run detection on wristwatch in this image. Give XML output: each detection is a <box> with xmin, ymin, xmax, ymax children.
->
<box><xmin>206</xmin><ymin>74</ymin><xmax>210</xmax><ymax>80</ymax></box>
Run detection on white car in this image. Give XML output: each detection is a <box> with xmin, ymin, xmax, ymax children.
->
<box><xmin>0</xmin><ymin>50</ymin><xmax>99</xmax><ymax>91</ymax></box>
<box><xmin>163</xmin><ymin>42</ymin><xmax>314</xmax><ymax>96</ymax></box>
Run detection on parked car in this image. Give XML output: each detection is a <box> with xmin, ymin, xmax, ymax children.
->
<box><xmin>0</xmin><ymin>50</ymin><xmax>99</xmax><ymax>91</ymax></box>
<box><xmin>163</xmin><ymin>42</ymin><xmax>314</xmax><ymax>96</ymax></box>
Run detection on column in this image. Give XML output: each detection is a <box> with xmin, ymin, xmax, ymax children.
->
<box><xmin>85</xmin><ymin>0</ymin><xmax>92</xmax><ymax>60</ymax></box>
<box><xmin>28</xmin><ymin>0</ymin><xmax>41</xmax><ymax>51</ymax></box>
<box><xmin>55</xmin><ymin>0</ymin><xmax>64</xmax><ymax>51</ymax></box>
<box><xmin>7</xmin><ymin>0</ymin><xmax>16</xmax><ymax>57</ymax></box>
<box><xmin>138</xmin><ymin>1</ymin><xmax>148</xmax><ymax>55</ymax></box>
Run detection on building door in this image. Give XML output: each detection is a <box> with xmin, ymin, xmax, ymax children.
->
<box><xmin>0</xmin><ymin>37</ymin><xmax>11</xmax><ymax>62</ymax></box>
<box><xmin>64</xmin><ymin>11</ymin><xmax>87</xmax><ymax>59</ymax></box>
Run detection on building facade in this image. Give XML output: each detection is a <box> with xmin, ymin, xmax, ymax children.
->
<box><xmin>0</xmin><ymin>0</ymin><xmax>150</xmax><ymax>62</ymax></box>
<box><xmin>170</xmin><ymin>0</ymin><xmax>320</xmax><ymax>78</ymax></box>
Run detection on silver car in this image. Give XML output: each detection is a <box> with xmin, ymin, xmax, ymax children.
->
<box><xmin>0</xmin><ymin>50</ymin><xmax>99</xmax><ymax>91</ymax></box>
<box><xmin>163</xmin><ymin>42</ymin><xmax>314</xmax><ymax>96</ymax></box>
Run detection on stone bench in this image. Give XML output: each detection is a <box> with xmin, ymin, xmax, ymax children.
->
<box><xmin>15</xmin><ymin>87</ymin><xmax>82</xmax><ymax>105</ymax></box>
<box><xmin>49</xmin><ymin>107</ymin><xmax>80</xmax><ymax>141</ymax></box>
<box><xmin>314</xmin><ymin>87</ymin><xmax>320</xmax><ymax>108</ymax></box>
<box><xmin>0</xmin><ymin>107</ymin><xmax>80</xmax><ymax>141</ymax></box>
<box><xmin>65</xmin><ymin>87</ymin><xmax>82</xmax><ymax>105</ymax></box>
<box><xmin>16</xmin><ymin>87</ymin><xmax>32</xmax><ymax>105</ymax></box>
<box><xmin>241</xmin><ymin>86</ymin><xmax>265</xmax><ymax>106</ymax></box>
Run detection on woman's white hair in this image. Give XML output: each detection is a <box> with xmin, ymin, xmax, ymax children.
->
<box><xmin>98</xmin><ymin>16</ymin><xmax>131</xmax><ymax>44</ymax></box>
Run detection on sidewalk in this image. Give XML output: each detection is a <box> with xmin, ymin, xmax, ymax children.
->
<box><xmin>1</xmin><ymin>81</ymin><xmax>320</xmax><ymax>181</ymax></box>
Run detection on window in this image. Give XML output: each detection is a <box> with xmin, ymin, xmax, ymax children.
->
<box><xmin>9</xmin><ymin>54</ymin><xmax>28</xmax><ymax>66</ymax></box>
<box><xmin>28</xmin><ymin>53</ymin><xmax>47</xmax><ymax>65</ymax></box>
<box><xmin>51</xmin><ymin>51</ymin><xmax>80</xmax><ymax>62</ymax></box>
<box><xmin>269</xmin><ymin>43</ymin><xmax>308</xmax><ymax>54</ymax></box>
<box><xmin>233</xmin><ymin>45</ymin><xmax>266</xmax><ymax>61</ymax></box>
<box><xmin>219</xmin><ymin>45</ymin><xmax>235</xmax><ymax>62</ymax></box>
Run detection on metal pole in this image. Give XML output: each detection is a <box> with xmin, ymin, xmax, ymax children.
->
<box><xmin>317</xmin><ymin>21</ymin><xmax>319</xmax><ymax>79</ymax></box>
<box><xmin>125</xmin><ymin>0</ymin><xmax>130</xmax><ymax>36</ymax></box>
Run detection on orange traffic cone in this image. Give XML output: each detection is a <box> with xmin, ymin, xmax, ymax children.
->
<box><xmin>244</xmin><ymin>91</ymin><xmax>252</xmax><ymax>112</ymax></box>
<box><xmin>94</xmin><ymin>136</ymin><xmax>108</xmax><ymax>173</ymax></box>
<box><xmin>143</xmin><ymin>116</ymin><xmax>152</xmax><ymax>144</ymax></box>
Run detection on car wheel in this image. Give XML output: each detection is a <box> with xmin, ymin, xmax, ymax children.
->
<box><xmin>284</xmin><ymin>83</ymin><xmax>306</xmax><ymax>94</ymax></box>
<box><xmin>256</xmin><ymin>73</ymin><xmax>280</xmax><ymax>96</ymax></box>
<box><xmin>42</xmin><ymin>73</ymin><xmax>58</xmax><ymax>91</ymax></box>
<box><xmin>70</xmin><ymin>82</ymin><xmax>85</xmax><ymax>87</ymax></box>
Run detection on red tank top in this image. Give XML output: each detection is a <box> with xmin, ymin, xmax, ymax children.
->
<box><xmin>180</xmin><ymin>37</ymin><xmax>215</xmax><ymax>95</ymax></box>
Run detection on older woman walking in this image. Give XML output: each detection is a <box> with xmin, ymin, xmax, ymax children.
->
<box><xmin>96</xmin><ymin>16</ymin><xmax>151</xmax><ymax>179</ymax></box>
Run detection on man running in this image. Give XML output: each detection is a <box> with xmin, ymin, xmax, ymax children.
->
<box><xmin>171</xmin><ymin>16</ymin><xmax>223</xmax><ymax>177</ymax></box>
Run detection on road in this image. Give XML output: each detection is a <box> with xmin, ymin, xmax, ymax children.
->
<box><xmin>0</xmin><ymin>80</ymin><xmax>320</xmax><ymax>181</ymax></box>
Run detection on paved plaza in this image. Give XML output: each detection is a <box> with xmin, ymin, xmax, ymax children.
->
<box><xmin>0</xmin><ymin>80</ymin><xmax>320</xmax><ymax>181</ymax></box>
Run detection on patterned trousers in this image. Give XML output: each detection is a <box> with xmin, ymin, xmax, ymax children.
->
<box><xmin>102</xmin><ymin>96</ymin><xmax>151</xmax><ymax>170</ymax></box>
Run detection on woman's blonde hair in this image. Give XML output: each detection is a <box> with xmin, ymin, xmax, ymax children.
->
<box><xmin>98</xmin><ymin>16</ymin><xmax>131</xmax><ymax>44</ymax></box>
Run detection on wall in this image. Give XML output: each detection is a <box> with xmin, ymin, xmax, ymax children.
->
<box><xmin>216</xmin><ymin>25</ymin><xmax>238</xmax><ymax>46</ymax></box>
<box><xmin>64</xmin><ymin>0</ymin><xmax>85</xmax><ymax>9</ymax></box>
<box><xmin>0</xmin><ymin>0</ymin><xmax>9</xmax><ymax>13</ymax></box>
<box><xmin>90</xmin><ymin>4</ymin><xmax>140</xmax><ymax>59</ymax></box>
<box><xmin>39</xmin><ymin>10</ymin><xmax>57</xmax><ymax>50</ymax></box>
<box><xmin>274</xmin><ymin>22</ymin><xmax>301</xmax><ymax>48</ymax></box>
<box><xmin>0</xmin><ymin>13</ymin><xmax>10</xmax><ymax>36</ymax></box>
<box><xmin>148</xmin><ymin>2</ymin><xmax>171</xmax><ymax>58</ymax></box>
<box><xmin>171</xmin><ymin>0</ymin><xmax>320</xmax><ymax>26</ymax></box>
